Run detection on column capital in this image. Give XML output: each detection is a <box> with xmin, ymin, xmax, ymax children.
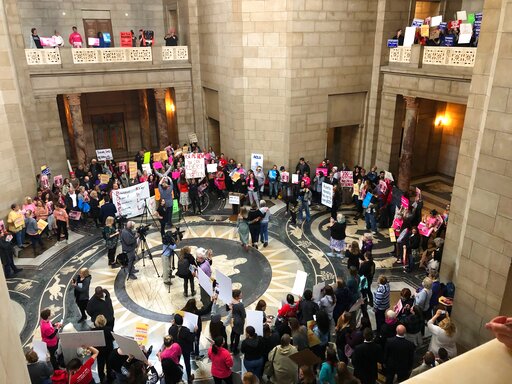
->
<box><xmin>153</xmin><ymin>88</ymin><xmax>167</xmax><ymax>100</ymax></box>
<box><xmin>403</xmin><ymin>96</ymin><xmax>418</xmax><ymax>109</ymax></box>
<box><xmin>66</xmin><ymin>93</ymin><xmax>81</xmax><ymax>106</ymax></box>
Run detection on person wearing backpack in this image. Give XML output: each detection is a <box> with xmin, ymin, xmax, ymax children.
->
<box><xmin>177</xmin><ymin>246</ymin><xmax>197</xmax><ymax>297</ymax></box>
<box><xmin>414</xmin><ymin>277</ymin><xmax>433</xmax><ymax>335</ymax></box>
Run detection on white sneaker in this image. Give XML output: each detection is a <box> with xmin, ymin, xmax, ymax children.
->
<box><xmin>326</xmin><ymin>252</ymin><xmax>334</xmax><ymax>257</ymax></box>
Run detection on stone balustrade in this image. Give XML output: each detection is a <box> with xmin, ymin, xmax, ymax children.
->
<box><xmin>388</xmin><ymin>46</ymin><xmax>477</xmax><ymax>67</ymax></box>
<box><xmin>25</xmin><ymin>46</ymin><xmax>189</xmax><ymax>66</ymax></box>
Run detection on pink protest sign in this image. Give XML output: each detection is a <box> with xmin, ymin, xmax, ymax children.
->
<box><xmin>392</xmin><ymin>218</ymin><xmax>403</xmax><ymax>231</ymax></box>
<box><xmin>41</xmin><ymin>175</ymin><xmax>50</xmax><ymax>189</ymax></box>
<box><xmin>418</xmin><ymin>222</ymin><xmax>434</xmax><ymax>237</ymax></box>
<box><xmin>119</xmin><ymin>162</ymin><xmax>127</xmax><ymax>172</ymax></box>
<box><xmin>69</xmin><ymin>210</ymin><xmax>81</xmax><ymax>220</ymax></box>
<box><xmin>316</xmin><ymin>168</ymin><xmax>328</xmax><ymax>177</ymax></box>
<box><xmin>171</xmin><ymin>171</ymin><xmax>181</xmax><ymax>179</ymax></box>
<box><xmin>401</xmin><ymin>196</ymin><xmax>409</xmax><ymax>209</ymax></box>
<box><xmin>53</xmin><ymin>175</ymin><xmax>63</xmax><ymax>187</ymax></box>
<box><xmin>281</xmin><ymin>172</ymin><xmax>289</xmax><ymax>183</ymax></box>
<box><xmin>340</xmin><ymin>171</ymin><xmax>354</xmax><ymax>187</ymax></box>
<box><xmin>153</xmin><ymin>161</ymin><xmax>163</xmax><ymax>169</ymax></box>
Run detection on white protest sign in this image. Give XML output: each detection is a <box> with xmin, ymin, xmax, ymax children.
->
<box><xmin>32</xmin><ymin>340</ymin><xmax>48</xmax><ymax>361</ymax></box>
<box><xmin>339</xmin><ymin>171</ymin><xmax>353</xmax><ymax>187</ymax></box>
<box><xmin>111</xmin><ymin>182</ymin><xmax>150</xmax><ymax>218</ymax></box>
<box><xmin>321</xmin><ymin>182</ymin><xmax>333</xmax><ymax>208</ymax></box>
<box><xmin>142</xmin><ymin>163</ymin><xmax>152</xmax><ymax>175</ymax></box>
<box><xmin>457</xmin><ymin>10</ymin><xmax>467</xmax><ymax>21</ymax></box>
<box><xmin>246</xmin><ymin>310</ymin><xmax>264</xmax><ymax>336</ymax></box>
<box><xmin>281</xmin><ymin>171</ymin><xmax>289</xmax><ymax>183</ymax></box>
<box><xmin>215</xmin><ymin>270</ymin><xmax>232</xmax><ymax>304</ymax></box>
<box><xmin>95</xmin><ymin>148</ymin><xmax>113</xmax><ymax>161</ymax></box>
<box><xmin>291</xmin><ymin>270</ymin><xmax>308</xmax><ymax>296</ymax></box>
<box><xmin>250</xmin><ymin>153</ymin><xmax>264</xmax><ymax>171</ymax></box>
<box><xmin>60</xmin><ymin>331</ymin><xmax>106</xmax><ymax>349</ymax></box>
<box><xmin>185</xmin><ymin>153</ymin><xmax>206</xmax><ymax>179</ymax></box>
<box><xmin>112</xmin><ymin>333</ymin><xmax>148</xmax><ymax>363</ymax></box>
<box><xmin>384</xmin><ymin>171</ymin><xmax>394</xmax><ymax>181</ymax></box>
<box><xmin>145</xmin><ymin>196</ymin><xmax>157</xmax><ymax>215</ymax></box>
<box><xmin>188</xmin><ymin>132</ymin><xmax>198</xmax><ymax>143</ymax></box>
<box><xmin>198</xmin><ymin>267</ymin><xmax>213</xmax><ymax>296</ymax></box>
<box><xmin>458</xmin><ymin>23</ymin><xmax>473</xmax><ymax>44</ymax></box>
<box><xmin>207</xmin><ymin>163</ymin><xmax>218</xmax><ymax>173</ymax></box>
<box><xmin>229</xmin><ymin>194</ymin><xmax>240</xmax><ymax>205</ymax></box>
<box><xmin>403</xmin><ymin>26</ymin><xmax>416</xmax><ymax>47</ymax></box>
<box><xmin>183</xmin><ymin>311</ymin><xmax>199</xmax><ymax>332</ymax></box>
<box><xmin>292</xmin><ymin>173</ymin><xmax>299</xmax><ymax>184</ymax></box>
<box><xmin>312</xmin><ymin>282</ymin><xmax>326</xmax><ymax>301</ymax></box>
<box><xmin>431</xmin><ymin>15</ymin><xmax>443</xmax><ymax>27</ymax></box>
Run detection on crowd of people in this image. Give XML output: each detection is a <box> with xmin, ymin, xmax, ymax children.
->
<box><xmin>30</xmin><ymin>26</ymin><xmax>179</xmax><ymax>49</ymax></box>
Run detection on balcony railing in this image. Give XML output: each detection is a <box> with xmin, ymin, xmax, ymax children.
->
<box><xmin>388</xmin><ymin>46</ymin><xmax>476</xmax><ymax>67</ymax></box>
<box><xmin>24</xmin><ymin>46</ymin><xmax>189</xmax><ymax>66</ymax></box>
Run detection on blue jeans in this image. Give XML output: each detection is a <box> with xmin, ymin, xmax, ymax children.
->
<box><xmin>15</xmin><ymin>229</ymin><xmax>25</xmax><ymax>247</ymax></box>
<box><xmin>244</xmin><ymin>357</ymin><xmax>264</xmax><ymax>379</ymax></box>
<box><xmin>269</xmin><ymin>180</ymin><xmax>278</xmax><ymax>197</ymax></box>
<box><xmin>260</xmin><ymin>222</ymin><xmax>269</xmax><ymax>243</ymax></box>
<box><xmin>365</xmin><ymin>212</ymin><xmax>377</xmax><ymax>232</ymax></box>
<box><xmin>298</xmin><ymin>198</ymin><xmax>310</xmax><ymax>222</ymax></box>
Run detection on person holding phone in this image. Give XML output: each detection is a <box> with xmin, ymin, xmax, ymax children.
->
<box><xmin>72</xmin><ymin>267</ymin><xmax>92</xmax><ymax>323</ymax></box>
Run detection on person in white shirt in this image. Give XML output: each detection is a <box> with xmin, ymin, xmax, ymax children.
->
<box><xmin>52</xmin><ymin>30</ymin><xmax>64</xmax><ymax>47</ymax></box>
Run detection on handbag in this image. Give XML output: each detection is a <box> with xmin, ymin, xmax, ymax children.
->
<box><xmin>263</xmin><ymin>347</ymin><xmax>278</xmax><ymax>378</ymax></box>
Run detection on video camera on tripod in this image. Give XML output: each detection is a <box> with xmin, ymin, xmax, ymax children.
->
<box><xmin>136</xmin><ymin>224</ymin><xmax>151</xmax><ymax>238</ymax></box>
<box><xmin>162</xmin><ymin>226</ymin><xmax>185</xmax><ymax>245</ymax></box>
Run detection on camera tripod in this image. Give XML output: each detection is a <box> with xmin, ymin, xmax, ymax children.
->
<box><xmin>127</xmin><ymin>233</ymin><xmax>160</xmax><ymax>281</ymax></box>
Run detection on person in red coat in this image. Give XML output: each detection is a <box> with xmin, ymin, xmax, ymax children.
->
<box><xmin>208</xmin><ymin>336</ymin><xmax>234</xmax><ymax>384</ymax></box>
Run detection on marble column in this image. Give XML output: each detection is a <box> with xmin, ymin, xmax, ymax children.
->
<box><xmin>138</xmin><ymin>89</ymin><xmax>151</xmax><ymax>150</ymax></box>
<box><xmin>397</xmin><ymin>96</ymin><xmax>418</xmax><ymax>191</ymax></box>
<box><xmin>66</xmin><ymin>93</ymin><xmax>87</xmax><ymax>166</ymax></box>
<box><xmin>154</xmin><ymin>88</ymin><xmax>169</xmax><ymax>148</ymax></box>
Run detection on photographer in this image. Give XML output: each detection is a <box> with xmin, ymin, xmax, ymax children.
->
<box><xmin>121</xmin><ymin>221</ymin><xmax>138</xmax><ymax>280</ymax></box>
<box><xmin>103</xmin><ymin>216</ymin><xmax>119</xmax><ymax>268</ymax></box>
<box><xmin>162</xmin><ymin>230</ymin><xmax>177</xmax><ymax>285</ymax></box>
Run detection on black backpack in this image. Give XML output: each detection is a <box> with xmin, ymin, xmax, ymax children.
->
<box><xmin>177</xmin><ymin>257</ymin><xmax>190</xmax><ymax>278</ymax></box>
<box><xmin>116</xmin><ymin>252</ymin><xmax>128</xmax><ymax>267</ymax></box>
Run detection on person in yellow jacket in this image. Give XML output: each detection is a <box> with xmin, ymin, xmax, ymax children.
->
<box><xmin>7</xmin><ymin>204</ymin><xmax>26</xmax><ymax>248</ymax></box>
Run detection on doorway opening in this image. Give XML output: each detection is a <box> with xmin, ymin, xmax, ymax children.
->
<box><xmin>207</xmin><ymin>118</ymin><xmax>220</xmax><ymax>154</ymax></box>
<box><xmin>326</xmin><ymin>125</ymin><xmax>359</xmax><ymax>169</ymax></box>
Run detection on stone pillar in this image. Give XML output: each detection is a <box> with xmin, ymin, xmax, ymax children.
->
<box><xmin>154</xmin><ymin>88</ymin><xmax>169</xmax><ymax>148</ymax></box>
<box><xmin>66</xmin><ymin>93</ymin><xmax>87</xmax><ymax>166</ymax></box>
<box><xmin>138</xmin><ymin>89</ymin><xmax>151</xmax><ymax>150</ymax></box>
<box><xmin>397</xmin><ymin>96</ymin><xmax>418</xmax><ymax>191</ymax></box>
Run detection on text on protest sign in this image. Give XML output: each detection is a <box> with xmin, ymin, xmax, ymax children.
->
<box><xmin>95</xmin><ymin>148</ymin><xmax>113</xmax><ymax>161</ymax></box>
<box><xmin>111</xmin><ymin>182</ymin><xmax>151</xmax><ymax>218</ymax></box>
<box><xmin>321</xmin><ymin>182</ymin><xmax>333</xmax><ymax>208</ymax></box>
<box><xmin>185</xmin><ymin>153</ymin><xmax>206</xmax><ymax>179</ymax></box>
<box><xmin>339</xmin><ymin>171</ymin><xmax>354</xmax><ymax>187</ymax></box>
<box><xmin>250</xmin><ymin>153</ymin><xmax>264</xmax><ymax>171</ymax></box>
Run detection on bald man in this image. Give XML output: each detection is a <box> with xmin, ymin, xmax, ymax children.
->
<box><xmin>383</xmin><ymin>324</ymin><xmax>415</xmax><ymax>384</ymax></box>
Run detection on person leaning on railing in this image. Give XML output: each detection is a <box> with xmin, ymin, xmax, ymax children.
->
<box><xmin>486</xmin><ymin>316</ymin><xmax>512</xmax><ymax>349</ymax></box>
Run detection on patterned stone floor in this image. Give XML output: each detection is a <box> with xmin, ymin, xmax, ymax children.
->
<box><xmin>8</xmin><ymin>194</ymin><xmax>429</xmax><ymax>382</ymax></box>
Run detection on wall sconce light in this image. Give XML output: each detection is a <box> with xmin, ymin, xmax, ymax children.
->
<box><xmin>166</xmin><ymin>98</ymin><xmax>175</xmax><ymax>113</ymax></box>
<box><xmin>435</xmin><ymin>115</ymin><xmax>447</xmax><ymax>127</ymax></box>
<box><xmin>62</xmin><ymin>12</ymin><xmax>66</xmax><ymax>16</ymax></box>
<box><xmin>125</xmin><ymin>13</ymin><xmax>129</xmax><ymax>17</ymax></box>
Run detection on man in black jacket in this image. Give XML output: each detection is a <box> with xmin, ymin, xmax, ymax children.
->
<box><xmin>121</xmin><ymin>221</ymin><xmax>138</xmax><ymax>280</ymax></box>
<box><xmin>297</xmin><ymin>289</ymin><xmax>319</xmax><ymax>325</ymax></box>
<box><xmin>169</xmin><ymin>314</ymin><xmax>196</xmax><ymax>383</ymax></box>
<box><xmin>87</xmin><ymin>286</ymin><xmax>115</xmax><ymax>328</ymax></box>
<box><xmin>99</xmin><ymin>195</ymin><xmax>117</xmax><ymax>225</ymax></box>
<box><xmin>0</xmin><ymin>232</ymin><xmax>22</xmax><ymax>277</ymax></box>
<box><xmin>352</xmin><ymin>328</ymin><xmax>382</xmax><ymax>384</ymax></box>
<box><xmin>383</xmin><ymin>325</ymin><xmax>415</xmax><ymax>384</ymax></box>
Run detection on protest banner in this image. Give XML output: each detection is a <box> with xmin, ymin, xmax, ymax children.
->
<box><xmin>184</xmin><ymin>153</ymin><xmax>206</xmax><ymax>179</ymax></box>
<box><xmin>246</xmin><ymin>310</ymin><xmax>264</xmax><ymax>336</ymax></box>
<box><xmin>128</xmin><ymin>162</ymin><xmax>138</xmax><ymax>178</ymax></box>
<box><xmin>53</xmin><ymin>175</ymin><xmax>63</xmax><ymax>187</ymax></box>
<box><xmin>40</xmin><ymin>37</ymin><xmax>56</xmax><ymax>47</ymax></box>
<box><xmin>134</xmin><ymin>323</ymin><xmax>149</xmax><ymax>346</ymax></box>
<box><xmin>95</xmin><ymin>148</ymin><xmax>113</xmax><ymax>161</ymax></box>
<box><xmin>215</xmin><ymin>270</ymin><xmax>232</xmax><ymax>304</ymax></box>
<box><xmin>60</xmin><ymin>331</ymin><xmax>105</xmax><ymax>349</ymax></box>
<box><xmin>403</xmin><ymin>26</ymin><xmax>416</xmax><ymax>47</ymax></box>
<box><xmin>281</xmin><ymin>171</ymin><xmax>289</xmax><ymax>183</ymax></box>
<box><xmin>339</xmin><ymin>171</ymin><xmax>353</xmax><ymax>187</ymax></box>
<box><xmin>142</xmin><ymin>163</ymin><xmax>152</xmax><ymax>175</ymax></box>
<box><xmin>111</xmin><ymin>182</ymin><xmax>151</xmax><ymax>218</ymax></box>
<box><xmin>431</xmin><ymin>15</ymin><xmax>443</xmax><ymax>27</ymax></box>
<box><xmin>321</xmin><ymin>182</ymin><xmax>333</xmax><ymax>208</ymax></box>
<box><xmin>250</xmin><ymin>153</ymin><xmax>264</xmax><ymax>171</ymax></box>
<box><xmin>387</xmin><ymin>39</ymin><xmax>399</xmax><ymax>48</ymax></box>
<box><xmin>69</xmin><ymin>211</ymin><xmax>81</xmax><ymax>220</ymax></box>
<box><xmin>228</xmin><ymin>193</ymin><xmax>240</xmax><ymax>205</ymax></box>
<box><xmin>112</xmin><ymin>333</ymin><xmax>147</xmax><ymax>363</ymax></box>
<box><xmin>291</xmin><ymin>270</ymin><xmax>308</xmax><ymax>296</ymax></box>
<box><xmin>99</xmin><ymin>174</ymin><xmax>110</xmax><ymax>185</ymax></box>
<box><xmin>188</xmin><ymin>132</ymin><xmax>198</xmax><ymax>143</ymax></box>
<box><xmin>207</xmin><ymin>163</ymin><xmax>218</xmax><ymax>173</ymax></box>
<box><xmin>316</xmin><ymin>168</ymin><xmax>328</xmax><ymax>177</ymax></box>
<box><xmin>120</xmin><ymin>31</ymin><xmax>132</xmax><ymax>47</ymax></box>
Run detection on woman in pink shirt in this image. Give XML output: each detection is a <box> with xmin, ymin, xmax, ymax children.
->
<box><xmin>208</xmin><ymin>336</ymin><xmax>234</xmax><ymax>384</ymax></box>
<box><xmin>158</xmin><ymin>335</ymin><xmax>183</xmax><ymax>383</ymax></box>
<box><xmin>40</xmin><ymin>308</ymin><xmax>61</xmax><ymax>369</ymax></box>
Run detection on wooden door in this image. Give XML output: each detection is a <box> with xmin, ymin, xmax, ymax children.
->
<box><xmin>83</xmin><ymin>19</ymin><xmax>114</xmax><ymax>47</ymax></box>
